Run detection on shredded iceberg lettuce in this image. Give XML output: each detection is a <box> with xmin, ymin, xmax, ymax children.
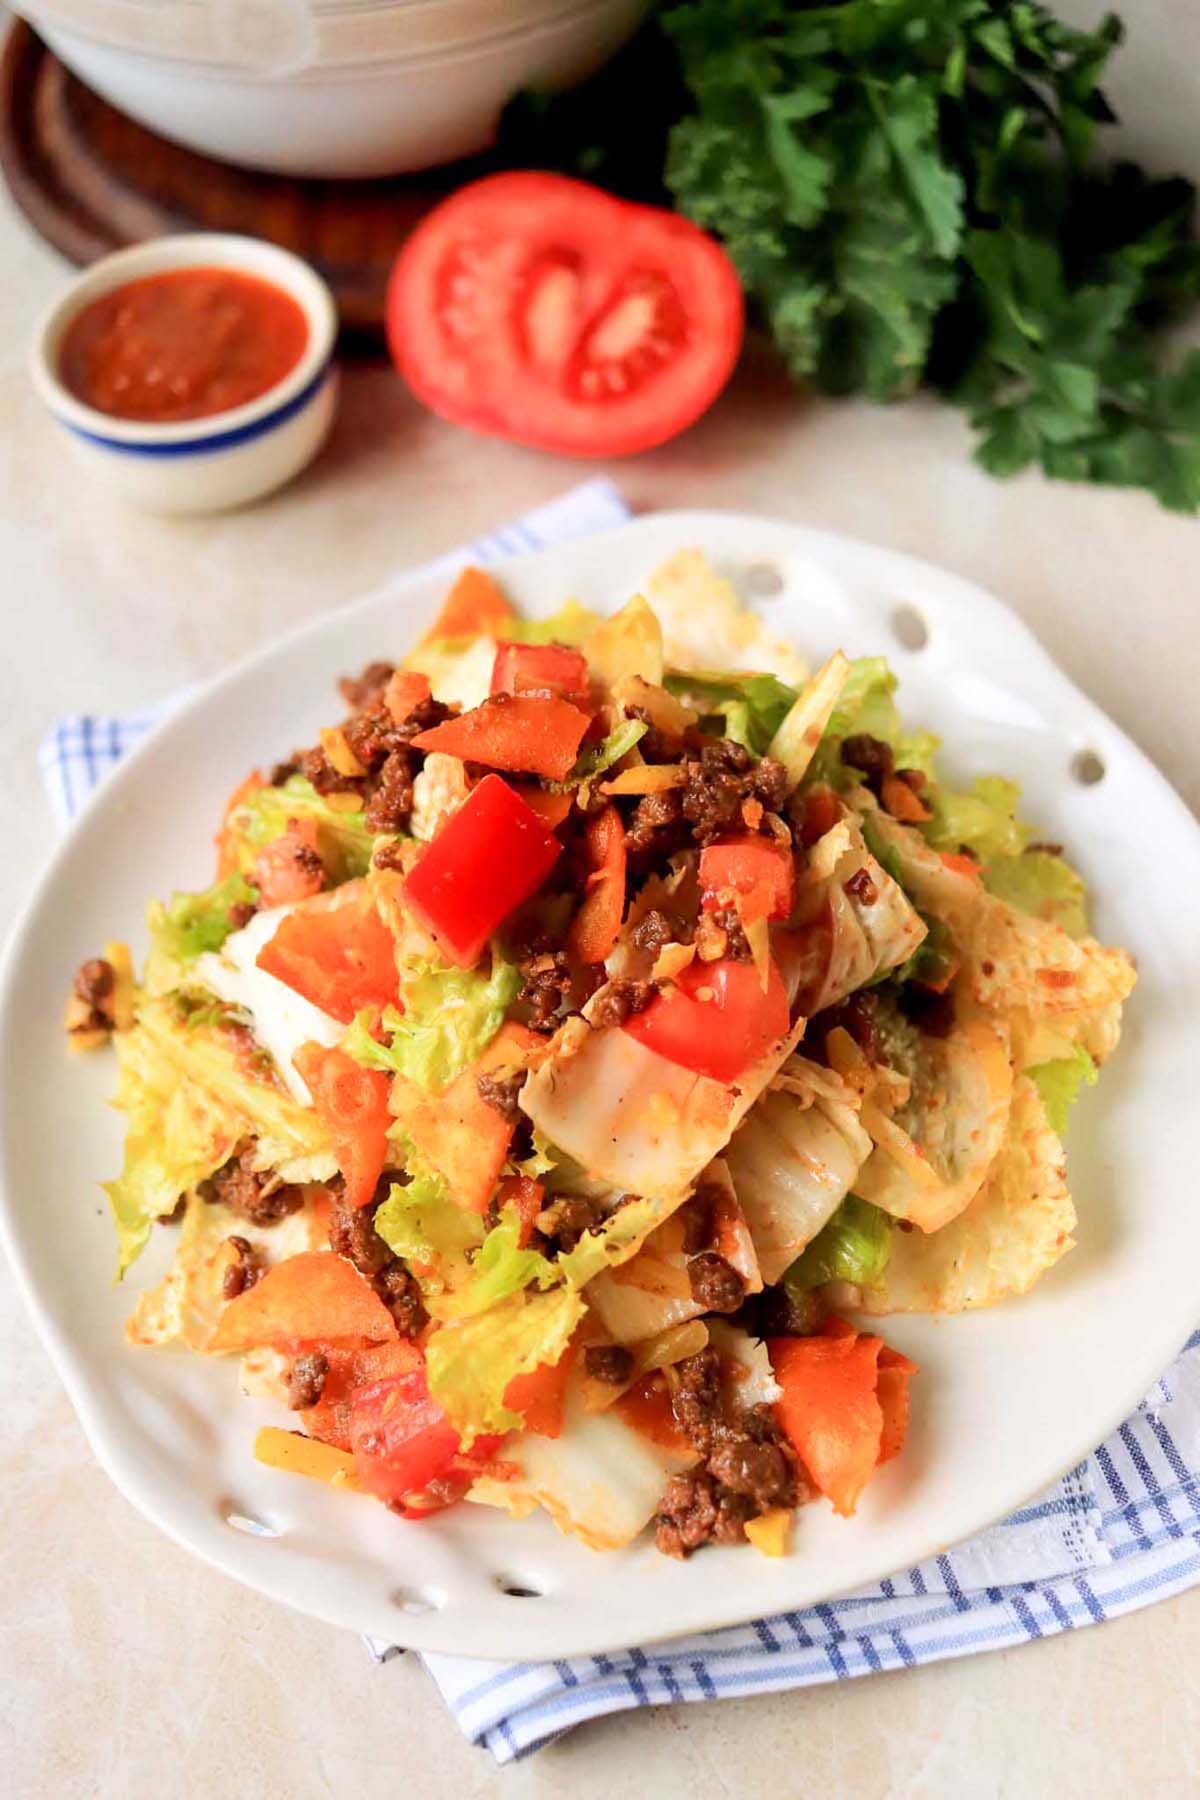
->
<box><xmin>1030</xmin><ymin>1046</ymin><xmax>1098</xmax><ymax>1135</ymax></box>
<box><xmin>922</xmin><ymin>775</ymin><xmax>1030</xmax><ymax>863</ymax></box>
<box><xmin>147</xmin><ymin>871</ymin><xmax>258</xmax><ymax>964</ymax></box>
<box><xmin>426</xmin><ymin>1284</ymin><xmax>586</xmax><ymax>1440</ymax></box>
<box><xmin>226</xmin><ymin>775</ymin><xmax>375</xmax><ymax>882</ymax></box>
<box><xmin>503</xmin><ymin>600</ymin><xmax>601</xmax><ymax>646</ymax></box>
<box><xmin>344</xmin><ymin>957</ymin><xmax>520</xmax><ymax>1094</ymax></box>
<box><xmin>983</xmin><ymin>849</ymin><xmax>1090</xmax><ymax>938</ymax></box>
<box><xmin>664</xmin><ymin>669</ymin><xmax>797</xmax><ymax>756</ymax></box>
<box><xmin>782</xmin><ymin>1196</ymin><xmax>894</xmax><ymax>1294</ymax></box>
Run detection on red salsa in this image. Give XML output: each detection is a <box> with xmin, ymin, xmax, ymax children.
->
<box><xmin>59</xmin><ymin>267</ymin><xmax>309</xmax><ymax>424</ymax></box>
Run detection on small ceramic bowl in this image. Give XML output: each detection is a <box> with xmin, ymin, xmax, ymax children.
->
<box><xmin>29</xmin><ymin>234</ymin><xmax>339</xmax><ymax>514</ymax></box>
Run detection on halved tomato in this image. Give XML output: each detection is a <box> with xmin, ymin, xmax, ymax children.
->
<box><xmin>386</xmin><ymin>172</ymin><xmax>744</xmax><ymax>457</ymax></box>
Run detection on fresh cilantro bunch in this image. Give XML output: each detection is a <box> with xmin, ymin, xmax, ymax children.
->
<box><xmin>501</xmin><ymin>1</ymin><xmax>1200</xmax><ymax>512</ymax></box>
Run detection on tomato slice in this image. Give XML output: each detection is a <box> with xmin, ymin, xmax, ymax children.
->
<box><xmin>386</xmin><ymin>172</ymin><xmax>744</xmax><ymax>457</ymax></box>
<box><xmin>349</xmin><ymin>1366</ymin><xmax>503</xmax><ymax>1510</ymax></box>
<box><xmin>700</xmin><ymin>834</ymin><xmax>795</xmax><ymax>924</ymax></box>
<box><xmin>252</xmin><ymin>817</ymin><xmax>324</xmax><ymax>909</ymax></box>
<box><xmin>256</xmin><ymin>881</ymin><xmax>399</xmax><ymax>1024</ymax></box>
<box><xmin>566</xmin><ymin>803</ymin><xmax>627</xmax><ymax>965</ymax></box>
<box><xmin>623</xmin><ymin>957</ymin><xmax>790</xmax><ymax>1084</ymax></box>
<box><xmin>491</xmin><ymin>640</ymin><xmax>589</xmax><ymax>703</ymax></box>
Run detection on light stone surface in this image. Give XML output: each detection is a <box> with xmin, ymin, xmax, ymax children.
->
<box><xmin>2</xmin><ymin>132</ymin><xmax>1199</xmax><ymax>1799</ymax></box>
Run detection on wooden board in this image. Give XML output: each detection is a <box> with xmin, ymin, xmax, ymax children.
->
<box><xmin>0</xmin><ymin>20</ymin><xmax>491</xmax><ymax>336</ymax></box>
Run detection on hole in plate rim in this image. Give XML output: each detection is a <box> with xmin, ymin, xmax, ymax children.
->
<box><xmin>1070</xmin><ymin>747</ymin><xmax>1106</xmax><ymax>786</ymax></box>
<box><xmin>742</xmin><ymin>560</ymin><xmax>784</xmax><ymax>599</ymax></box>
<box><xmin>493</xmin><ymin>1573</ymin><xmax>550</xmax><ymax>1599</ymax></box>
<box><xmin>890</xmin><ymin>603</ymin><xmax>930</xmax><ymax>652</ymax></box>
<box><xmin>391</xmin><ymin>1585</ymin><xmax>447</xmax><ymax>1616</ymax></box>
<box><xmin>222</xmin><ymin>1502</ymin><xmax>282</xmax><ymax>1539</ymax></box>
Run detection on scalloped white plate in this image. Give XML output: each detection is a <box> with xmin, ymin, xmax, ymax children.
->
<box><xmin>3</xmin><ymin>511</ymin><xmax>1199</xmax><ymax>1661</ymax></box>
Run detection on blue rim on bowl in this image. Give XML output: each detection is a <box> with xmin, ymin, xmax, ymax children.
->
<box><xmin>29</xmin><ymin>233</ymin><xmax>338</xmax><ymax>458</ymax></box>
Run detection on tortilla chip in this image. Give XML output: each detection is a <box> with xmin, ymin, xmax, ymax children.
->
<box><xmin>646</xmin><ymin>550</ymin><xmax>810</xmax><ymax>686</ymax></box>
<box><xmin>859</xmin><ymin>1075</ymin><xmax>1076</xmax><ymax>1314</ymax></box>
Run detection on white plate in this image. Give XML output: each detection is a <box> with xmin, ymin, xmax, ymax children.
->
<box><xmin>3</xmin><ymin>511</ymin><xmax>1199</xmax><ymax>1661</ymax></box>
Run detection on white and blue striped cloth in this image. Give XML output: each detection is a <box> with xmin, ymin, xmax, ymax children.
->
<box><xmin>39</xmin><ymin>479</ymin><xmax>1200</xmax><ymax>1763</ymax></box>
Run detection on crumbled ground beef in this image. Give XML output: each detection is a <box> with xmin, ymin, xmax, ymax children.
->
<box><xmin>375</xmin><ymin>1263</ymin><xmax>428</xmax><ymax>1338</ymax></box>
<box><xmin>199</xmin><ymin>1146</ymin><xmax>303</xmax><ymax>1226</ymax></box>
<box><xmin>371</xmin><ymin>839</ymin><xmax>409</xmax><ymax>873</ymax></box>
<box><xmin>630</xmin><ymin>908</ymin><xmax>676</xmax><ymax>956</ymax></box>
<box><xmin>655</xmin><ymin>1356</ymin><xmax>802</xmax><ymax>1557</ymax></box>
<box><xmin>746</xmin><ymin>756</ymin><xmax>789</xmax><ymax>811</ymax></box>
<box><xmin>328</xmin><ymin>1186</ymin><xmax>393</xmax><ymax>1276</ymax></box>
<box><xmin>68</xmin><ymin>956</ymin><xmax>118</xmax><ymax>1036</ymax></box>
<box><xmin>300</xmin><ymin>744</ymin><xmax>363</xmax><ymax>798</ymax></box>
<box><xmin>680</xmin><ymin>745</ymin><xmax>748</xmax><ymax>844</ymax></box>
<box><xmin>624</xmin><ymin>788</ymin><xmax>685</xmax><ymax>865</ymax></box>
<box><xmin>363</xmin><ymin>751</ymin><xmax>416</xmax><ymax>833</ymax></box>
<box><xmin>535</xmin><ymin>1194</ymin><xmax>608</xmax><ymax>1254</ymax></box>
<box><xmin>590</xmin><ymin>978</ymin><xmax>654</xmax><ymax>1031</ymax></box>
<box><xmin>584</xmin><ymin>1344</ymin><xmax>634</xmax><ymax>1385</ymax></box>
<box><xmin>844</xmin><ymin>866</ymin><xmax>879</xmax><ymax>906</ymax></box>
<box><xmin>670</xmin><ymin>1348</ymin><xmax>725</xmax><ymax>1455</ymax></box>
<box><xmin>228</xmin><ymin>899</ymin><xmax>258</xmax><ymax>930</ymax></box>
<box><xmin>269</xmin><ymin>755</ymin><xmax>301</xmax><ymax>786</ymax></box>
<box><xmin>519</xmin><ymin>949</ymin><xmax>575</xmax><ymax>1034</ymax></box>
<box><xmin>476</xmin><ymin>1069</ymin><xmax>526</xmax><ymax>1125</ymax></box>
<box><xmin>339</xmin><ymin>660</ymin><xmax>395</xmax><ymax>713</ymax></box>
<box><xmin>288</xmin><ymin>1350</ymin><xmax>329</xmax><ymax>1410</ymax></box>
<box><xmin>841</xmin><ymin>733</ymin><xmax>894</xmax><ymax>792</ymax></box>
<box><xmin>705</xmin><ymin>906</ymin><xmax>752</xmax><ymax>960</ymax></box>
<box><xmin>687</xmin><ymin>1252</ymin><xmax>745</xmax><ymax>1314</ymax></box>
<box><xmin>221</xmin><ymin>1235</ymin><xmax>261</xmax><ymax>1299</ymax></box>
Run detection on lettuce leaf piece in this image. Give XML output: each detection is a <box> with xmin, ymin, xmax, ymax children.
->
<box><xmin>806</xmin><ymin>657</ymin><xmax>901</xmax><ymax>785</ymax></box>
<box><xmin>922</xmin><ymin>774</ymin><xmax>1031</xmax><ymax>862</ymax></box>
<box><xmin>147</xmin><ymin>871</ymin><xmax>259</xmax><ymax>964</ymax></box>
<box><xmin>664</xmin><ymin>669</ymin><xmax>798</xmax><ymax>756</ymax></box>
<box><xmin>983</xmin><ymin>849</ymin><xmax>1090</xmax><ymax>938</ymax></box>
<box><xmin>344</xmin><ymin>957</ymin><xmax>520</xmax><ymax>1094</ymax></box>
<box><xmin>504</xmin><ymin>600</ymin><xmax>601</xmax><ymax>646</ymax></box>
<box><xmin>551</xmin><ymin>717</ymin><xmax>646</xmax><ymax>790</ymax></box>
<box><xmin>782</xmin><ymin>1196</ymin><xmax>894</xmax><ymax>1294</ymax></box>
<box><xmin>1030</xmin><ymin>1046</ymin><xmax>1097</xmax><ymax>1135</ymax></box>
<box><xmin>434</xmin><ymin>1212</ymin><xmax>557</xmax><ymax>1321</ymax></box>
<box><xmin>226</xmin><ymin>775</ymin><xmax>375</xmax><ymax>883</ymax></box>
<box><xmin>555</xmin><ymin>1193</ymin><xmax>685</xmax><ymax>1287</ymax></box>
<box><xmin>373</xmin><ymin>1172</ymin><xmax>485</xmax><ymax>1271</ymax></box>
<box><xmin>426</xmin><ymin>1284</ymin><xmax>586</xmax><ymax>1441</ymax></box>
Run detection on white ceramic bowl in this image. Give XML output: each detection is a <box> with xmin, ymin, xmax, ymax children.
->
<box><xmin>29</xmin><ymin>233</ymin><xmax>339</xmax><ymax>514</ymax></box>
<box><xmin>21</xmin><ymin>0</ymin><xmax>651</xmax><ymax>177</ymax></box>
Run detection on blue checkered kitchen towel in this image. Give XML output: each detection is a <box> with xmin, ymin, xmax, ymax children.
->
<box><xmin>40</xmin><ymin>478</ymin><xmax>1200</xmax><ymax>1764</ymax></box>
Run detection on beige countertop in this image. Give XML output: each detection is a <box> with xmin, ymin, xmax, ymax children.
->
<box><xmin>1</xmin><ymin>173</ymin><xmax>1198</xmax><ymax>1798</ymax></box>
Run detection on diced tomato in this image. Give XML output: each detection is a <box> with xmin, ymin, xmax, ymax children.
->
<box><xmin>383</xmin><ymin>669</ymin><xmax>432</xmax><ymax>726</ymax></box>
<box><xmin>566</xmin><ymin>803</ymin><xmax>626</xmax><ymax>964</ymax></box>
<box><xmin>503</xmin><ymin>1336</ymin><xmax>576</xmax><ymax>1439</ymax></box>
<box><xmin>492</xmin><ymin>641</ymin><xmax>589</xmax><ymax>703</ymax></box>
<box><xmin>623</xmin><ymin>957</ymin><xmax>790</xmax><ymax>1085</ymax></box>
<box><xmin>700</xmin><ymin>834</ymin><xmax>795</xmax><ymax>924</ymax></box>
<box><xmin>386</xmin><ymin>172</ymin><xmax>744</xmax><ymax>458</ymax></box>
<box><xmin>411</xmin><ymin>693</ymin><xmax>588</xmax><ymax>783</ymax></box>
<box><xmin>214</xmin><ymin>768</ymin><xmax>265</xmax><ymax>878</ymax></box>
<box><xmin>426</xmin><ymin>565</ymin><xmax>515</xmax><ymax>641</ymax></box>
<box><xmin>211</xmin><ymin>1251</ymin><xmax>398</xmax><ymax>1354</ymax></box>
<box><xmin>301</xmin><ymin>1340</ymin><xmax>424</xmax><ymax>1451</ymax></box>
<box><xmin>252</xmin><ymin>817</ymin><xmax>325</xmax><ymax>909</ymax></box>
<box><xmin>350</xmin><ymin>1364</ymin><xmax>504</xmax><ymax>1510</ymax></box>
<box><xmin>403</xmin><ymin>774</ymin><xmax>562</xmax><ymax>967</ymax></box>
<box><xmin>256</xmin><ymin>880</ymin><xmax>399</xmax><ymax>1024</ymax></box>
<box><xmin>495</xmin><ymin>1173</ymin><xmax>545</xmax><ymax>1249</ymax></box>
<box><xmin>294</xmin><ymin>1042</ymin><xmax>392</xmax><ymax>1209</ymax></box>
